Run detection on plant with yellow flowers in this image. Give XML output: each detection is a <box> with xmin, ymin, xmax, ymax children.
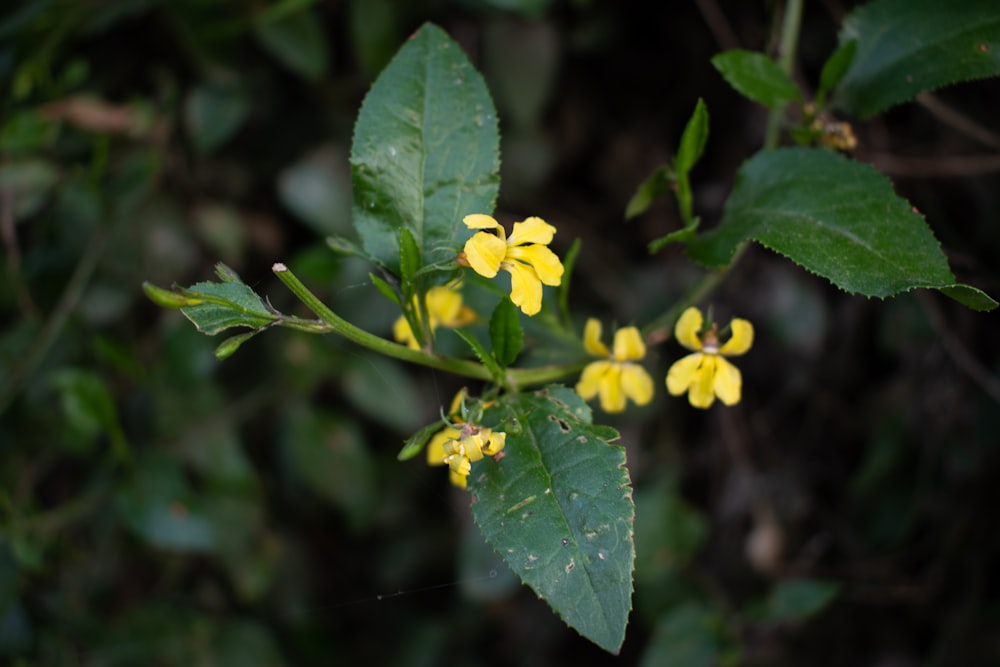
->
<box><xmin>143</xmin><ymin>8</ymin><xmax>998</xmax><ymax>656</ymax></box>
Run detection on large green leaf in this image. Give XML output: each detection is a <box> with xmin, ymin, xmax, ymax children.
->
<box><xmin>687</xmin><ymin>148</ymin><xmax>997</xmax><ymax>311</ymax></box>
<box><xmin>835</xmin><ymin>0</ymin><xmax>1000</xmax><ymax>117</ymax></box>
<box><xmin>350</xmin><ymin>23</ymin><xmax>500</xmax><ymax>274</ymax></box>
<box><xmin>470</xmin><ymin>386</ymin><xmax>634</xmax><ymax>654</ymax></box>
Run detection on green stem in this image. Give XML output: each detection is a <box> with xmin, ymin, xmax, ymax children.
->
<box><xmin>642</xmin><ymin>261</ymin><xmax>732</xmax><ymax>346</ymax></box>
<box><xmin>763</xmin><ymin>0</ymin><xmax>804</xmax><ymax>150</ymax></box>
<box><xmin>272</xmin><ymin>263</ymin><xmax>584</xmax><ymax>389</ymax></box>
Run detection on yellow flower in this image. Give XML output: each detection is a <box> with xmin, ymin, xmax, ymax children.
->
<box><xmin>461</xmin><ymin>213</ymin><xmax>564</xmax><ymax>316</ymax></box>
<box><xmin>425</xmin><ymin>390</ymin><xmax>505</xmax><ymax>488</ymax></box>
<box><xmin>666</xmin><ymin>307</ymin><xmax>754</xmax><ymax>408</ymax></box>
<box><xmin>575</xmin><ymin>319</ymin><xmax>654</xmax><ymax>413</ymax></box>
<box><xmin>393</xmin><ymin>282</ymin><xmax>476</xmax><ymax>350</ymax></box>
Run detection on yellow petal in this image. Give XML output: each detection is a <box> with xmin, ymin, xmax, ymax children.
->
<box><xmin>449</xmin><ymin>469</ymin><xmax>468</xmax><ymax>488</ymax></box>
<box><xmin>393</xmin><ymin>315</ymin><xmax>419</xmax><ymax>350</ymax></box>
<box><xmin>449</xmin><ymin>455</ymin><xmax>471</xmax><ymax>476</ymax></box>
<box><xmin>507</xmin><ymin>245</ymin><xmax>563</xmax><ymax>286</ymax></box>
<box><xmin>464</xmin><ymin>232</ymin><xmax>506</xmax><ymax>278</ymax></box>
<box><xmin>507</xmin><ymin>216</ymin><xmax>555</xmax><ymax>246</ymax></box>
<box><xmin>464</xmin><ymin>433</ymin><xmax>485</xmax><ymax>462</ymax></box>
<box><xmin>666</xmin><ymin>352</ymin><xmax>702</xmax><ymax>396</ymax></box>
<box><xmin>713</xmin><ymin>356</ymin><xmax>743</xmax><ymax>405</ymax></box>
<box><xmin>598</xmin><ymin>364</ymin><xmax>626</xmax><ymax>413</ymax></box>
<box><xmin>583</xmin><ymin>319</ymin><xmax>610</xmax><ymax>357</ymax></box>
<box><xmin>505</xmin><ymin>261</ymin><xmax>543</xmax><ymax>315</ymax></box>
<box><xmin>426</xmin><ymin>286</ymin><xmax>462</xmax><ymax>325</ymax></box>
<box><xmin>427</xmin><ymin>427</ymin><xmax>460</xmax><ymax>465</ymax></box>
<box><xmin>483</xmin><ymin>430</ymin><xmax>505</xmax><ymax>456</ymax></box>
<box><xmin>719</xmin><ymin>318</ymin><xmax>754</xmax><ymax>357</ymax></box>
<box><xmin>687</xmin><ymin>355</ymin><xmax>717</xmax><ymax>409</ymax></box>
<box><xmin>674</xmin><ymin>307</ymin><xmax>704</xmax><ymax>352</ymax></box>
<box><xmin>621</xmin><ymin>364</ymin><xmax>654</xmax><ymax>406</ymax></box>
<box><xmin>576</xmin><ymin>360</ymin><xmax>611</xmax><ymax>400</ymax></box>
<box><xmin>463</xmin><ymin>213</ymin><xmax>502</xmax><ymax>231</ymax></box>
<box><xmin>612</xmin><ymin>326</ymin><xmax>646</xmax><ymax>362</ymax></box>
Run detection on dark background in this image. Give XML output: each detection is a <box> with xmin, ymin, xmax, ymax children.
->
<box><xmin>2</xmin><ymin>0</ymin><xmax>999</xmax><ymax>665</ymax></box>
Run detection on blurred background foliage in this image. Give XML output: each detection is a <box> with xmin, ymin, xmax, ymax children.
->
<box><xmin>2</xmin><ymin>0</ymin><xmax>1000</xmax><ymax>665</ymax></box>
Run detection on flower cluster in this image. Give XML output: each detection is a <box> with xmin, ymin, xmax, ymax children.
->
<box><xmin>426</xmin><ymin>389</ymin><xmax>506</xmax><ymax>488</ymax></box>
<box><xmin>461</xmin><ymin>214</ymin><xmax>564</xmax><ymax>316</ymax></box>
<box><xmin>393</xmin><ymin>281</ymin><xmax>476</xmax><ymax>350</ymax></box>
<box><xmin>575</xmin><ymin>319</ymin><xmax>654</xmax><ymax>413</ymax></box>
<box><xmin>666</xmin><ymin>307</ymin><xmax>754</xmax><ymax>408</ymax></box>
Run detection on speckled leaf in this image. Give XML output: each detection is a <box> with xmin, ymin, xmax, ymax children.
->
<box><xmin>836</xmin><ymin>0</ymin><xmax>1000</xmax><ymax>117</ymax></box>
<box><xmin>470</xmin><ymin>385</ymin><xmax>634</xmax><ymax>654</ymax></box>
<box><xmin>178</xmin><ymin>280</ymin><xmax>279</xmax><ymax>335</ymax></box>
<box><xmin>687</xmin><ymin>148</ymin><xmax>997</xmax><ymax>311</ymax></box>
<box><xmin>350</xmin><ymin>23</ymin><xmax>500</xmax><ymax>274</ymax></box>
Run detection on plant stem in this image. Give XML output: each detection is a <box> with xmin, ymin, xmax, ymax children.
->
<box><xmin>764</xmin><ymin>0</ymin><xmax>804</xmax><ymax>150</ymax></box>
<box><xmin>272</xmin><ymin>263</ymin><xmax>585</xmax><ymax>390</ymax></box>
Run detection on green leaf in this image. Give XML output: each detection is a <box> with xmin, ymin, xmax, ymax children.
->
<box><xmin>675</xmin><ymin>98</ymin><xmax>709</xmax><ymax>179</ymax></box>
<box><xmin>711</xmin><ymin>50</ymin><xmax>801</xmax><ymax>108</ymax></box>
<box><xmin>254</xmin><ymin>6</ymin><xmax>329</xmax><ymax>81</ymax></box>
<box><xmin>836</xmin><ymin>0</ymin><xmax>1000</xmax><ymax>117</ymax></box>
<box><xmin>488</xmin><ymin>298</ymin><xmax>523</xmax><ymax>368</ymax></box>
<box><xmin>369</xmin><ymin>271</ymin><xmax>401</xmax><ymax>306</ymax></box>
<box><xmin>350</xmin><ymin>22</ymin><xmax>500</xmax><ymax>274</ymax></box>
<box><xmin>214</xmin><ymin>330</ymin><xmax>262</xmax><ymax>360</ymax></box>
<box><xmin>748</xmin><ymin>579</ymin><xmax>840</xmax><ymax>623</ymax></box>
<box><xmin>817</xmin><ymin>41</ymin><xmax>857</xmax><ymax>105</ymax></box>
<box><xmin>625</xmin><ymin>165</ymin><xmax>672</xmax><ymax>221</ymax></box>
<box><xmin>640</xmin><ymin>603</ymin><xmax>737</xmax><ymax>667</ymax></box>
<box><xmin>397</xmin><ymin>420</ymin><xmax>443</xmax><ymax>461</ymax></box>
<box><xmin>177</xmin><ymin>281</ymin><xmax>279</xmax><ymax>335</ymax></box>
<box><xmin>687</xmin><ymin>147</ymin><xmax>997</xmax><ymax>311</ymax></box>
<box><xmin>452</xmin><ymin>328</ymin><xmax>504</xmax><ymax>383</ymax></box>
<box><xmin>648</xmin><ymin>221</ymin><xmax>700</xmax><ymax>255</ymax></box>
<box><xmin>398</xmin><ymin>227</ymin><xmax>420</xmax><ymax>284</ymax></box>
<box><xmin>471</xmin><ymin>386</ymin><xmax>634</xmax><ymax>654</ymax></box>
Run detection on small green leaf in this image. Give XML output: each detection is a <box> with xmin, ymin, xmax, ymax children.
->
<box><xmin>675</xmin><ymin>98</ymin><xmax>709</xmax><ymax>177</ymax></box>
<box><xmin>351</xmin><ymin>23</ymin><xmax>500</xmax><ymax>273</ymax></box>
<box><xmin>397</xmin><ymin>420</ymin><xmax>444</xmax><ymax>461</ymax></box>
<box><xmin>711</xmin><ymin>50</ymin><xmax>801</xmax><ymax>108</ymax></box>
<box><xmin>817</xmin><ymin>41</ymin><xmax>857</xmax><ymax>105</ymax></box>
<box><xmin>836</xmin><ymin>0</ymin><xmax>1000</xmax><ymax>117</ymax></box>
<box><xmin>142</xmin><ymin>281</ymin><xmax>203</xmax><ymax>309</ymax></box>
<box><xmin>214</xmin><ymin>330</ymin><xmax>262</xmax><ymax>360</ymax></box>
<box><xmin>687</xmin><ymin>147</ymin><xmax>997</xmax><ymax>311</ymax></box>
<box><xmin>625</xmin><ymin>166</ymin><xmax>672</xmax><ymax>221</ymax></box>
<box><xmin>453</xmin><ymin>328</ymin><xmax>504</xmax><ymax>383</ymax></box>
<box><xmin>398</xmin><ymin>228</ymin><xmax>420</xmax><ymax>284</ymax></box>
<box><xmin>488</xmin><ymin>298</ymin><xmax>523</xmax><ymax>368</ymax></box>
<box><xmin>369</xmin><ymin>271</ymin><xmax>401</xmax><ymax>306</ymax></box>
<box><xmin>471</xmin><ymin>386</ymin><xmax>634</xmax><ymax>654</ymax></box>
<box><xmin>179</xmin><ymin>281</ymin><xmax>279</xmax><ymax>335</ymax></box>
<box><xmin>254</xmin><ymin>6</ymin><xmax>329</xmax><ymax>81</ymax></box>
<box><xmin>648</xmin><ymin>220</ymin><xmax>700</xmax><ymax>255</ymax></box>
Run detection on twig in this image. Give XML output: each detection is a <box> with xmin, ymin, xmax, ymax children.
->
<box><xmin>694</xmin><ymin>0</ymin><xmax>741</xmax><ymax>51</ymax></box>
<box><xmin>867</xmin><ymin>153</ymin><xmax>1000</xmax><ymax>178</ymax></box>
<box><xmin>917</xmin><ymin>92</ymin><xmax>1000</xmax><ymax>150</ymax></box>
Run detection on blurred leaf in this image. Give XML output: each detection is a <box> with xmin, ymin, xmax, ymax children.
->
<box><xmin>634</xmin><ymin>482</ymin><xmax>708</xmax><ymax>585</ymax></box>
<box><xmin>350</xmin><ymin>22</ymin><xmax>500</xmax><ymax>274</ymax></box>
<box><xmin>488</xmin><ymin>297</ymin><xmax>523</xmax><ymax>368</ymax></box>
<box><xmin>399</xmin><ymin>228</ymin><xmax>421</xmax><ymax>285</ymax></box>
<box><xmin>278</xmin><ymin>146</ymin><xmax>352</xmax><ymax>236</ymax></box>
<box><xmin>397</xmin><ymin>420</ymin><xmax>442</xmax><ymax>461</ymax></box>
<box><xmin>836</xmin><ymin>0</ymin><xmax>1000</xmax><ymax>117</ymax></box>
<box><xmin>640</xmin><ymin>603</ymin><xmax>737</xmax><ymax>667</ymax></box>
<box><xmin>711</xmin><ymin>50</ymin><xmax>801</xmax><ymax>108</ymax></box>
<box><xmin>687</xmin><ymin>147</ymin><xmax>997</xmax><ymax>311</ymax></box>
<box><xmin>471</xmin><ymin>386</ymin><xmax>634</xmax><ymax>654</ymax></box>
<box><xmin>281</xmin><ymin>406</ymin><xmax>375</xmax><ymax>530</ymax></box>
<box><xmin>0</xmin><ymin>159</ymin><xmax>59</xmax><ymax>221</ymax></box>
<box><xmin>459</xmin><ymin>523</ymin><xmax>519</xmax><ymax>601</ymax></box>
<box><xmin>484</xmin><ymin>18</ymin><xmax>558</xmax><ymax>130</ymax></box>
<box><xmin>184</xmin><ymin>80</ymin><xmax>250</xmax><ymax>155</ymax></box>
<box><xmin>747</xmin><ymin>579</ymin><xmax>840</xmax><ymax>623</ymax></box>
<box><xmin>254</xmin><ymin>6</ymin><xmax>328</xmax><ymax>81</ymax></box>
<box><xmin>48</xmin><ymin>367</ymin><xmax>127</xmax><ymax>457</ymax></box>
<box><xmin>0</xmin><ymin>111</ymin><xmax>58</xmax><ymax>154</ymax></box>
<box><xmin>116</xmin><ymin>456</ymin><xmax>217</xmax><ymax>552</ymax></box>
<box><xmin>348</xmin><ymin>0</ymin><xmax>400</xmax><ymax>80</ymax></box>
<box><xmin>340</xmin><ymin>353</ymin><xmax>427</xmax><ymax>433</ymax></box>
